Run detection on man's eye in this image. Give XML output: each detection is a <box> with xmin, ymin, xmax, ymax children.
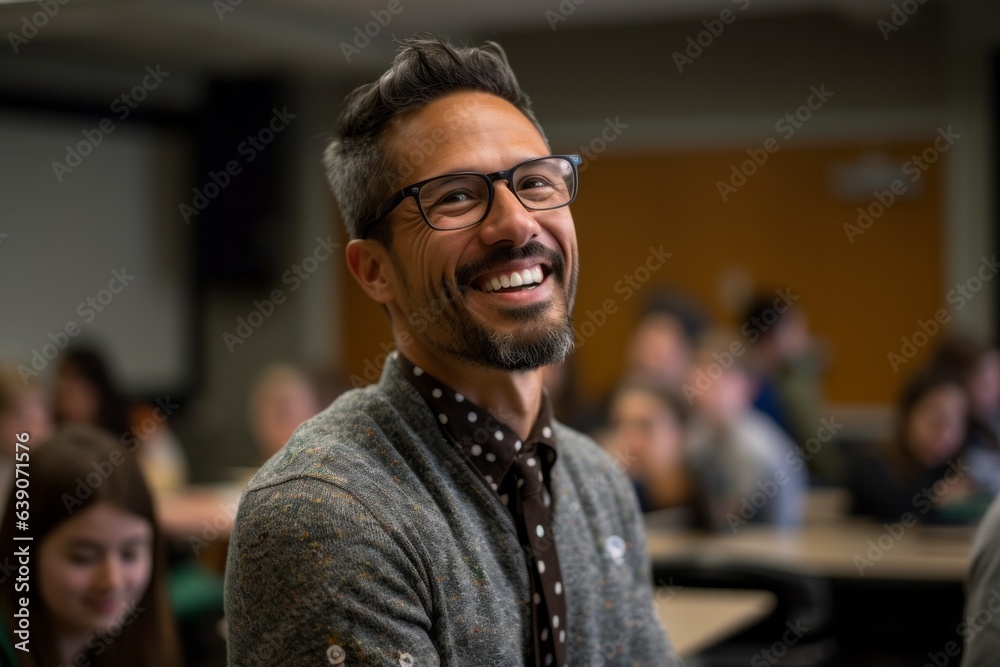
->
<box><xmin>430</xmin><ymin>189</ymin><xmax>483</xmax><ymax>211</ymax></box>
<box><xmin>518</xmin><ymin>177</ymin><xmax>551</xmax><ymax>190</ymax></box>
<box><xmin>439</xmin><ymin>190</ymin><xmax>471</xmax><ymax>204</ymax></box>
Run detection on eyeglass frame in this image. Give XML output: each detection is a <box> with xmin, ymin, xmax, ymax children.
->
<box><xmin>359</xmin><ymin>154</ymin><xmax>583</xmax><ymax>239</ymax></box>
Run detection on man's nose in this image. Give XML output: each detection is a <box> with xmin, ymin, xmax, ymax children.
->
<box><xmin>476</xmin><ymin>182</ymin><xmax>541</xmax><ymax>247</ymax></box>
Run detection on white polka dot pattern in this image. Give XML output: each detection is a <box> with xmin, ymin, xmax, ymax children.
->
<box><xmin>394</xmin><ymin>352</ymin><xmax>565</xmax><ymax>667</ymax></box>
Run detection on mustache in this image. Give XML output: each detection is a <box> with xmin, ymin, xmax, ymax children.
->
<box><xmin>455</xmin><ymin>241</ymin><xmax>565</xmax><ymax>288</ymax></box>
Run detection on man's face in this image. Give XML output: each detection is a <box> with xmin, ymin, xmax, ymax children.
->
<box><xmin>377</xmin><ymin>91</ymin><xmax>579</xmax><ymax>372</ymax></box>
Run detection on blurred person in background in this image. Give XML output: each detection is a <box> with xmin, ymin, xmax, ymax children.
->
<box><xmin>740</xmin><ymin>294</ymin><xmax>837</xmax><ymax>483</ymax></box>
<box><xmin>0</xmin><ymin>365</ymin><xmax>53</xmax><ymax>517</ymax></box>
<box><xmin>0</xmin><ymin>426</ymin><xmax>180</xmax><ymax>667</ymax></box>
<box><xmin>623</xmin><ymin>290</ymin><xmax>709</xmax><ymax>390</ymax></box>
<box><xmin>128</xmin><ymin>401</ymin><xmax>188</xmax><ymax>499</ymax></box>
<box><xmin>849</xmin><ymin>367</ymin><xmax>987</xmax><ymax>523</ymax></box>
<box><xmin>605</xmin><ymin>381</ymin><xmax>706</xmax><ymax>526</ymax></box>
<box><xmin>147</xmin><ymin>364</ymin><xmax>324</xmax><ymax>653</ymax></box>
<box><xmin>684</xmin><ymin>331</ymin><xmax>807</xmax><ymax>531</ymax></box>
<box><xmin>53</xmin><ymin>346</ymin><xmax>188</xmax><ymax>499</ymax></box>
<box><xmin>173</xmin><ymin>364</ymin><xmax>322</xmax><ymax>542</ymax></box>
<box><xmin>248</xmin><ymin>363</ymin><xmax>321</xmax><ymax>462</ymax></box>
<box><xmin>931</xmin><ymin>334</ymin><xmax>1000</xmax><ymax>495</ymax></box>
<box><xmin>53</xmin><ymin>347</ymin><xmax>129</xmax><ymax>437</ymax></box>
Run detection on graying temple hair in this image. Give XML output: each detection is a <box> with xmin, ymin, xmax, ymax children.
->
<box><xmin>322</xmin><ymin>36</ymin><xmax>547</xmax><ymax>245</ymax></box>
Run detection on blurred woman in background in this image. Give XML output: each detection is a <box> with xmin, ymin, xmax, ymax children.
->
<box><xmin>931</xmin><ymin>334</ymin><xmax>1000</xmax><ymax>495</ymax></box>
<box><xmin>53</xmin><ymin>346</ymin><xmax>188</xmax><ymax>498</ymax></box>
<box><xmin>623</xmin><ymin>291</ymin><xmax>709</xmax><ymax>391</ymax></box>
<box><xmin>850</xmin><ymin>367</ymin><xmax>985</xmax><ymax>523</ymax></box>
<box><xmin>53</xmin><ymin>347</ymin><xmax>130</xmax><ymax>436</ymax></box>
<box><xmin>0</xmin><ymin>426</ymin><xmax>179</xmax><ymax>667</ymax></box>
<box><xmin>604</xmin><ymin>381</ymin><xmax>699</xmax><ymax>521</ymax></box>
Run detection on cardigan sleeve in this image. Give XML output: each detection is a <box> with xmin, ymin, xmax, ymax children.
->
<box><xmin>962</xmin><ymin>496</ymin><xmax>1000</xmax><ymax>667</ymax></box>
<box><xmin>224</xmin><ymin>475</ymin><xmax>439</xmax><ymax>667</ymax></box>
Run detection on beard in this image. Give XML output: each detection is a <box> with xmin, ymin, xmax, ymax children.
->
<box><xmin>394</xmin><ymin>241</ymin><xmax>578</xmax><ymax>372</ymax></box>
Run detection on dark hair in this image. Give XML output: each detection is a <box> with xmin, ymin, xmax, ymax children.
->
<box><xmin>929</xmin><ymin>333</ymin><xmax>1000</xmax><ymax>451</ymax></box>
<box><xmin>610</xmin><ymin>380</ymin><xmax>691</xmax><ymax>427</ymax></box>
<box><xmin>741</xmin><ymin>292</ymin><xmax>797</xmax><ymax>344</ymax></box>
<box><xmin>54</xmin><ymin>347</ymin><xmax>130</xmax><ymax>436</ymax></box>
<box><xmin>638</xmin><ymin>290</ymin><xmax>710</xmax><ymax>346</ymax></box>
<box><xmin>930</xmin><ymin>333</ymin><xmax>996</xmax><ymax>379</ymax></box>
<box><xmin>322</xmin><ymin>36</ymin><xmax>546</xmax><ymax>244</ymax></box>
<box><xmin>0</xmin><ymin>426</ymin><xmax>179</xmax><ymax>667</ymax></box>
<box><xmin>887</xmin><ymin>367</ymin><xmax>968</xmax><ymax>476</ymax></box>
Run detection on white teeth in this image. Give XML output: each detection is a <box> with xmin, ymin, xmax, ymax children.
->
<box><xmin>480</xmin><ymin>265</ymin><xmax>546</xmax><ymax>292</ymax></box>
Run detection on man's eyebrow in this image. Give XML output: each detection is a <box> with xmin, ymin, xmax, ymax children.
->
<box><xmin>425</xmin><ymin>173</ymin><xmax>482</xmax><ymax>185</ymax></box>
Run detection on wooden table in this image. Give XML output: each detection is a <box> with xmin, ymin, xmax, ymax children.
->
<box><xmin>656</xmin><ymin>587</ymin><xmax>776</xmax><ymax>657</ymax></box>
<box><xmin>646</xmin><ymin>518</ymin><xmax>974</xmax><ymax>581</ymax></box>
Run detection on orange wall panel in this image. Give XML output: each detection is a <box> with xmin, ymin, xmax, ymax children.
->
<box><xmin>339</xmin><ymin>140</ymin><xmax>945</xmax><ymax>406</ymax></box>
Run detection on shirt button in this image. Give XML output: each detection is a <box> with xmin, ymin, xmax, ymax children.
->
<box><xmin>326</xmin><ymin>645</ymin><xmax>346</xmax><ymax>665</ymax></box>
<box><xmin>399</xmin><ymin>652</ymin><xmax>415</xmax><ymax>667</ymax></box>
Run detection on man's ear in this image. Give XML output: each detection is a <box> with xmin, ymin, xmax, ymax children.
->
<box><xmin>346</xmin><ymin>239</ymin><xmax>396</xmax><ymax>305</ymax></box>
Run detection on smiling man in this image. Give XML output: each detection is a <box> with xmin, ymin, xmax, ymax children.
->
<box><xmin>224</xmin><ymin>37</ymin><xmax>678</xmax><ymax>667</ymax></box>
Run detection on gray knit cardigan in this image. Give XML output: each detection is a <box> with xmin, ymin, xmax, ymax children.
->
<box><xmin>224</xmin><ymin>358</ymin><xmax>680</xmax><ymax>666</ymax></box>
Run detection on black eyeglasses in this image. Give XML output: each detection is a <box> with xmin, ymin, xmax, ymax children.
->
<box><xmin>360</xmin><ymin>155</ymin><xmax>582</xmax><ymax>239</ymax></box>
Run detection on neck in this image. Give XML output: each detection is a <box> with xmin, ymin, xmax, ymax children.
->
<box><xmin>59</xmin><ymin>630</ymin><xmax>90</xmax><ymax>665</ymax></box>
<box><xmin>397</xmin><ymin>334</ymin><xmax>544</xmax><ymax>440</ymax></box>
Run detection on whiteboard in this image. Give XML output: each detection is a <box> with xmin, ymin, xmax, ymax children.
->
<box><xmin>0</xmin><ymin>110</ymin><xmax>194</xmax><ymax>395</ymax></box>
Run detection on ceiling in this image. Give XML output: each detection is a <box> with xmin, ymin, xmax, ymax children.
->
<box><xmin>0</xmin><ymin>0</ymin><xmax>937</xmax><ymax>79</ymax></box>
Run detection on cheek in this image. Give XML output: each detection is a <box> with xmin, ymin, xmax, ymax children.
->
<box><xmin>391</xmin><ymin>245</ymin><xmax>444</xmax><ymax>302</ymax></box>
<box><xmin>39</xmin><ymin>551</ymin><xmax>88</xmax><ymax>608</ymax></box>
<box><xmin>259</xmin><ymin>406</ymin><xmax>281</xmax><ymax>431</ymax></box>
<box><xmin>126</xmin><ymin>552</ymin><xmax>154</xmax><ymax>597</ymax></box>
<box><xmin>657</xmin><ymin>425</ymin><xmax>682</xmax><ymax>451</ymax></box>
<box><xmin>908</xmin><ymin>412</ymin><xmax>928</xmax><ymax>436</ymax></box>
<box><xmin>945</xmin><ymin>417</ymin><xmax>965</xmax><ymax>445</ymax></box>
<box><xmin>552</xmin><ymin>217</ymin><xmax>578</xmax><ymax>267</ymax></box>
<box><xmin>912</xmin><ymin>415</ymin><xmax>942</xmax><ymax>450</ymax></box>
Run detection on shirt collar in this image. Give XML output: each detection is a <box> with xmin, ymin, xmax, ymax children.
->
<box><xmin>394</xmin><ymin>351</ymin><xmax>557</xmax><ymax>488</ymax></box>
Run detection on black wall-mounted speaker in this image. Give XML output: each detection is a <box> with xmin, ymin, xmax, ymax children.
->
<box><xmin>192</xmin><ymin>77</ymin><xmax>292</xmax><ymax>287</ymax></box>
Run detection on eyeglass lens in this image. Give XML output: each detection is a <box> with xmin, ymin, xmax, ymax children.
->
<box><xmin>417</xmin><ymin>157</ymin><xmax>576</xmax><ymax>230</ymax></box>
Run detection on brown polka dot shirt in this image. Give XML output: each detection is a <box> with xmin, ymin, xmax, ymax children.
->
<box><xmin>396</xmin><ymin>353</ymin><xmax>566</xmax><ymax>667</ymax></box>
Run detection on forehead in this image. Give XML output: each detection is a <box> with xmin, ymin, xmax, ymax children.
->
<box><xmin>382</xmin><ymin>91</ymin><xmax>549</xmax><ymax>181</ymax></box>
<box><xmin>922</xmin><ymin>385</ymin><xmax>965</xmax><ymax>405</ymax></box>
<box><xmin>48</xmin><ymin>502</ymin><xmax>151</xmax><ymax>542</ymax></box>
<box><xmin>616</xmin><ymin>389</ymin><xmax>660</xmax><ymax>413</ymax></box>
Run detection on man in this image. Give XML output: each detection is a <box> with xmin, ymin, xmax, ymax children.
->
<box><xmin>683</xmin><ymin>332</ymin><xmax>806</xmax><ymax>532</ymax></box>
<box><xmin>225</xmin><ymin>37</ymin><xmax>678</xmax><ymax>667</ymax></box>
<box><xmin>962</xmin><ymin>494</ymin><xmax>1000</xmax><ymax>666</ymax></box>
